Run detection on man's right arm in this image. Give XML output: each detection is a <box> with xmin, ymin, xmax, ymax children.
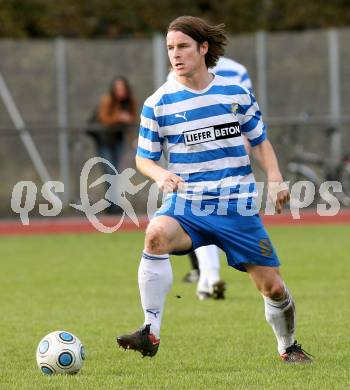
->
<box><xmin>136</xmin><ymin>98</ymin><xmax>184</xmax><ymax>193</ymax></box>
<box><xmin>135</xmin><ymin>156</ymin><xmax>184</xmax><ymax>193</ymax></box>
<box><xmin>135</xmin><ymin>155</ymin><xmax>168</xmax><ymax>182</ymax></box>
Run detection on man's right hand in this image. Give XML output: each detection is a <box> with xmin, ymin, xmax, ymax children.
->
<box><xmin>135</xmin><ymin>156</ymin><xmax>185</xmax><ymax>193</ymax></box>
<box><xmin>156</xmin><ymin>172</ymin><xmax>185</xmax><ymax>193</ymax></box>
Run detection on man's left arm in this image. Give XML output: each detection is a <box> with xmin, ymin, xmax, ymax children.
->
<box><xmin>252</xmin><ymin>139</ymin><xmax>290</xmax><ymax>214</ymax></box>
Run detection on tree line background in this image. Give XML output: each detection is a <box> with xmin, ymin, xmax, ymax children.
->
<box><xmin>1</xmin><ymin>0</ymin><xmax>350</xmax><ymax>38</ymax></box>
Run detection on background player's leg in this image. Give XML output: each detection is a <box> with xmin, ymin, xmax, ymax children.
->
<box><xmin>196</xmin><ymin>245</ymin><xmax>225</xmax><ymax>299</ymax></box>
<box><xmin>245</xmin><ymin>265</ymin><xmax>295</xmax><ymax>354</ymax></box>
<box><xmin>183</xmin><ymin>251</ymin><xmax>200</xmax><ymax>283</ymax></box>
<box><xmin>189</xmin><ymin>251</ymin><xmax>199</xmax><ymax>271</ymax></box>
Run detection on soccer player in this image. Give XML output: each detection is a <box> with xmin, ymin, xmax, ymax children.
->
<box><xmin>169</xmin><ymin>55</ymin><xmax>254</xmax><ymax>300</ymax></box>
<box><xmin>189</xmin><ymin>56</ymin><xmax>254</xmax><ymax>299</ymax></box>
<box><xmin>117</xmin><ymin>16</ymin><xmax>312</xmax><ymax>363</ymax></box>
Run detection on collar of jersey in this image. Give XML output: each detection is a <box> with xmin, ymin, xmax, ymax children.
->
<box><xmin>173</xmin><ymin>73</ymin><xmax>216</xmax><ymax>94</ymax></box>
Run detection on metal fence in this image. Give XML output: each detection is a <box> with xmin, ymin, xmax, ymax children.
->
<box><xmin>0</xmin><ymin>29</ymin><xmax>350</xmax><ymax>217</ymax></box>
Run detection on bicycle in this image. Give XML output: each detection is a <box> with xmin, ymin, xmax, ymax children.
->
<box><xmin>280</xmin><ymin>121</ymin><xmax>350</xmax><ymax>207</ymax></box>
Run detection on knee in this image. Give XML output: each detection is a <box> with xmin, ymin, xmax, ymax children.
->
<box><xmin>145</xmin><ymin>224</ymin><xmax>170</xmax><ymax>254</ymax></box>
<box><xmin>261</xmin><ymin>281</ymin><xmax>286</xmax><ymax>300</ymax></box>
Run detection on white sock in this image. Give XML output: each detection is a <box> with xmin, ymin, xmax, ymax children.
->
<box><xmin>138</xmin><ymin>251</ymin><xmax>173</xmax><ymax>338</ymax></box>
<box><xmin>264</xmin><ymin>286</ymin><xmax>296</xmax><ymax>354</ymax></box>
<box><xmin>196</xmin><ymin>245</ymin><xmax>220</xmax><ymax>293</ymax></box>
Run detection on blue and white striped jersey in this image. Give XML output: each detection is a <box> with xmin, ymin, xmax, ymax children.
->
<box><xmin>137</xmin><ymin>75</ymin><xmax>266</xmax><ymax>201</ymax></box>
<box><xmin>168</xmin><ymin>57</ymin><xmax>253</xmax><ymax>92</ymax></box>
<box><xmin>211</xmin><ymin>57</ymin><xmax>253</xmax><ymax>92</ymax></box>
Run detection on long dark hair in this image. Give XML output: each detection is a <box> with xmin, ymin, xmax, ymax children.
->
<box><xmin>109</xmin><ymin>76</ymin><xmax>133</xmax><ymax>104</ymax></box>
<box><xmin>167</xmin><ymin>16</ymin><xmax>227</xmax><ymax>69</ymax></box>
<box><xmin>108</xmin><ymin>76</ymin><xmax>135</xmax><ymax>111</ymax></box>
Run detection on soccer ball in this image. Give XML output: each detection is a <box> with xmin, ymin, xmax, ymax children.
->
<box><xmin>36</xmin><ymin>331</ymin><xmax>85</xmax><ymax>375</ymax></box>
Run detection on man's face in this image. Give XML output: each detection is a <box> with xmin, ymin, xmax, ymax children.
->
<box><xmin>166</xmin><ymin>30</ymin><xmax>207</xmax><ymax>77</ymax></box>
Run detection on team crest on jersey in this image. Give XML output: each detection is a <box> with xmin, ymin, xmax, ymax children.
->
<box><xmin>231</xmin><ymin>103</ymin><xmax>239</xmax><ymax>115</ymax></box>
<box><xmin>183</xmin><ymin>122</ymin><xmax>241</xmax><ymax>146</ymax></box>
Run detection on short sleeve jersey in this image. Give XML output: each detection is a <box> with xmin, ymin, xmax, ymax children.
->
<box><xmin>137</xmin><ymin>75</ymin><xmax>266</xmax><ymax>201</ymax></box>
<box><xmin>210</xmin><ymin>57</ymin><xmax>253</xmax><ymax>93</ymax></box>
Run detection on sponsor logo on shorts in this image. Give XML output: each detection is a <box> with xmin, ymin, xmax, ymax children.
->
<box><xmin>259</xmin><ymin>238</ymin><xmax>273</xmax><ymax>257</ymax></box>
<box><xmin>183</xmin><ymin>122</ymin><xmax>241</xmax><ymax>146</ymax></box>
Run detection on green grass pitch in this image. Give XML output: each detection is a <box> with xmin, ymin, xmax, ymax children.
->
<box><xmin>0</xmin><ymin>225</ymin><xmax>349</xmax><ymax>389</ymax></box>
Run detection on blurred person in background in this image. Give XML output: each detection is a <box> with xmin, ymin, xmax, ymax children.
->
<box><xmin>87</xmin><ymin>76</ymin><xmax>137</xmax><ymax>214</ymax></box>
<box><xmin>212</xmin><ymin>56</ymin><xmax>253</xmax><ymax>92</ymax></box>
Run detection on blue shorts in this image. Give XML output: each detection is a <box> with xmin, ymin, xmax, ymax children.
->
<box><xmin>154</xmin><ymin>195</ymin><xmax>280</xmax><ymax>272</ymax></box>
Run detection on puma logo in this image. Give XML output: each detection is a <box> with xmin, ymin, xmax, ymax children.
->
<box><xmin>175</xmin><ymin>112</ymin><xmax>187</xmax><ymax>121</ymax></box>
<box><xmin>146</xmin><ymin>309</ymin><xmax>160</xmax><ymax>318</ymax></box>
